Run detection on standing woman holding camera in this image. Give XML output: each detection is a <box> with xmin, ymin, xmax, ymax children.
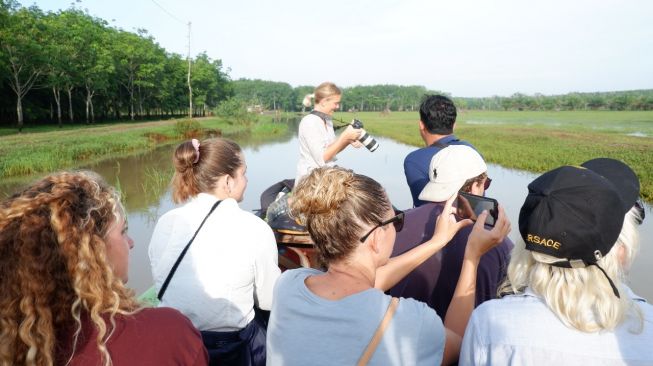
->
<box><xmin>295</xmin><ymin>82</ymin><xmax>362</xmax><ymax>184</ymax></box>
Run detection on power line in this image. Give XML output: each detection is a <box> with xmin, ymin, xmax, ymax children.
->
<box><xmin>149</xmin><ymin>0</ymin><xmax>194</xmax><ymax>119</ymax></box>
<box><xmin>150</xmin><ymin>0</ymin><xmax>186</xmax><ymax>25</ymax></box>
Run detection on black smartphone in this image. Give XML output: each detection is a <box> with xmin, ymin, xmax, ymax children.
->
<box><xmin>456</xmin><ymin>191</ymin><xmax>499</xmax><ymax>227</ymax></box>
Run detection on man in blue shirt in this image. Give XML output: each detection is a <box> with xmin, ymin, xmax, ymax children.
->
<box><xmin>404</xmin><ymin>95</ymin><xmax>474</xmax><ymax>207</ymax></box>
<box><xmin>390</xmin><ymin>146</ymin><xmax>512</xmax><ymax>317</ymax></box>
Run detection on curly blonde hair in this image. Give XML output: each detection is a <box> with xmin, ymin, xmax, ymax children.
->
<box><xmin>0</xmin><ymin>171</ymin><xmax>140</xmax><ymax>366</ymax></box>
<box><xmin>290</xmin><ymin>166</ymin><xmax>389</xmax><ymax>266</ymax></box>
<box><xmin>499</xmin><ymin>207</ymin><xmax>644</xmax><ymax>333</ymax></box>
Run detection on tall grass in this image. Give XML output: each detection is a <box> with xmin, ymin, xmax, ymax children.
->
<box><xmin>0</xmin><ymin>117</ymin><xmax>288</xmax><ymax>180</ymax></box>
<box><xmin>337</xmin><ymin>111</ymin><xmax>653</xmax><ymax>201</ymax></box>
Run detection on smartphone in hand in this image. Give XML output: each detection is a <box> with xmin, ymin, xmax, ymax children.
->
<box><xmin>456</xmin><ymin>191</ymin><xmax>499</xmax><ymax>227</ymax></box>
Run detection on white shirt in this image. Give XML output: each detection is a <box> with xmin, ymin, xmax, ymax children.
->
<box><xmin>295</xmin><ymin>113</ymin><xmax>337</xmax><ymax>184</ymax></box>
<box><xmin>460</xmin><ymin>287</ymin><xmax>653</xmax><ymax>366</ymax></box>
<box><xmin>149</xmin><ymin>193</ymin><xmax>280</xmax><ymax>332</ymax></box>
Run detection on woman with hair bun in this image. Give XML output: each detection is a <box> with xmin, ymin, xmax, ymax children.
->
<box><xmin>0</xmin><ymin>170</ymin><xmax>207</xmax><ymax>366</ymax></box>
<box><xmin>149</xmin><ymin>137</ymin><xmax>280</xmax><ymax>365</ymax></box>
<box><xmin>267</xmin><ymin>166</ymin><xmax>511</xmax><ymax>365</ymax></box>
<box><xmin>295</xmin><ymin>81</ymin><xmax>363</xmax><ymax>184</ymax></box>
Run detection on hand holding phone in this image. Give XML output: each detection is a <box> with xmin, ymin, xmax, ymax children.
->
<box><xmin>456</xmin><ymin>192</ymin><xmax>499</xmax><ymax>227</ymax></box>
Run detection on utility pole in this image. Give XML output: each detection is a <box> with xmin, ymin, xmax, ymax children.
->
<box><xmin>187</xmin><ymin>21</ymin><xmax>192</xmax><ymax>119</ymax></box>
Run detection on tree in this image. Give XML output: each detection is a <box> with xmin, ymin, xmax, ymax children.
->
<box><xmin>113</xmin><ymin>30</ymin><xmax>151</xmax><ymax>120</ymax></box>
<box><xmin>1</xmin><ymin>5</ymin><xmax>46</xmax><ymax>131</ymax></box>
<box><xmin>191</xmin><ymin>52</ymin><xmax>231</xmax><ymax>116</ymax></box>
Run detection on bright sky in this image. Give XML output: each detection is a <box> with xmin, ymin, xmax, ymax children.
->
<box><xmin>28</xmin><ymin>0</ymin><xmax>653</xmax><ymax>97</ymax></box>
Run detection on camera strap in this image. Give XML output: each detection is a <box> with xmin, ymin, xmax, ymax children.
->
<box><xmin>310</xmin><ymin>110</ymin><xmax>330</xmax><ymax>124</ymax></box>
<box><xmin>310</xmin><ymin>110</ymin><xmax>350</xmax><ymax>130</ymax></box>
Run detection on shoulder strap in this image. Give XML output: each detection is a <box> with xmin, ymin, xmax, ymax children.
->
<box><xmin>309</xmin><ymin>110</ymin><xmax>328</xmax><ymax>124</ymax></box>
<box><xmin>430</xmin><ymin>137</ymin><xmax>460</xmax><ymax>149</ymax></box>
<box><xmin>357</xmin><ymin>297</ymin><xmax>400</xmax><ymax>366</ymax></box>
<box><xmin>157</xmin><ymin>200</ymin><xmax>222</xmax><ymax>301</ymax></box>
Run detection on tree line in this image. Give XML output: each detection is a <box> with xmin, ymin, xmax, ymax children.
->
<box><xmin>455</xmin><ymin>90</ymin><xmax>653</xmax><ymax>111</ymax></box>
<box><xmin>0</xmin><ymin>1</ymin><xmax>230</xmax><ymax>131</ymax></box>
<box><xmin>230</xmin><ymin>79</ymin><xmax>653</xmax><ymax>114</ymax></box>
<box><xmin>230</xmin><ymin>79</ymin><xmax>440</xmax><ymax>113</ymax></box>
<box><xmin>3</xmin><ymin>1</ymin><xmax>652</xmax><ymax>132</ymax></box>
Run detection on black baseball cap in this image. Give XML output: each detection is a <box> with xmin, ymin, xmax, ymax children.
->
<box><xmin>581</xmin><ymin>158</ymin><xmax>640</xmax><ymax>212</ymax></box>
<box><xmin>519</xmin><ymin>166</ymin><xmax>626</xmax><ymax>297</ymax></box>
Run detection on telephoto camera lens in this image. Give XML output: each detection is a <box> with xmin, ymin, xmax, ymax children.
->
<box><xmin>351</xmin><ymin>119</ymin><xmax>379</xmax><ymax>152</ymax></box>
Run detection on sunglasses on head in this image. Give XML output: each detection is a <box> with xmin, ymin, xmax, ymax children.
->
<box><xmin>359</xmin><ymin>210</ymin><xmax>405</xmax><ymax>243</ymax></box>
<box><xmin>484</xmin><ymin>177</ymin><xmax>492</xmax><ymax>190</ymax></box>
<box><xmin>635</xmin><ymin>199</ymin><xmax>646</xmax><ymax>225</ymax></box>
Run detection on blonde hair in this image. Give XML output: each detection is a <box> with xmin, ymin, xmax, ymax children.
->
<box><xmin>171</xmin><ymin>138</ymin><xmax>242</xmax><ymax>203</ymax></box>
<box><xmin>499</xmin><ymin>207</ymin><xmax>644</xmax><ymax>332</ymax></box>
<box><xmin>303</xmin><ymin>82</ymin><xmax>342</xmax><ymax>107</ymax></box>
<box><xmin>290</xmin><ymin>166</ymin><xmax>389</xmax><ymax>266</ymax></box>
<box><xmin>0</xmin><ymin>171</ymin><xmax>139</xmax><ymax>366</ymax></box>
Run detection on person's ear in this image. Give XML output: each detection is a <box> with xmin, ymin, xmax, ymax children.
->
<box><xmin>617</xmin><ymin>244</ymin><xmax>628</xmax><ymax>269</ymax></box>
<box><xmin>419</xmin><ymin>120</ymin><xmax>426</xmax><ymax>132</ymax></box>
<box><xmin>368</xmin><ymin>229</ymin><xmax>383</xmax><ymax>254</ymax></box>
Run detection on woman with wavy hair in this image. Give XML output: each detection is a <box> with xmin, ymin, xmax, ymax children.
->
<box><xmin>295</xmin><ymin>82</ymin><xmax>362</xmax><ymax>184</ymax></box>
<box><xmin>266</xmin><ymin>166</ymin><xmax>510</xmax><ymax>365</ymax></box>
<box><xmin>149</xmin><ymin>137</ymin><xmax>279</xmax><ymax>365</ymax></box>
<box><xmin>0</xmin><ymin>171</ymin><xmax>207</xmax><ymax>366</ymax></box>
<box><xmin>460</xmin><ymin>162</ymin><xmax>653</xmax><ymax>365</ymax></box>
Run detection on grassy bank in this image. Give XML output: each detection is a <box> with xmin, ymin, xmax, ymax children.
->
<box><xmin>0</xmin><ymin>117</ymin><xmax>288</xmax><ymax>179</ymax></box>
<box><xmin>335</xmin><ymin>110</ymin><xmax>653</xmax><ymax>202</ymax></box>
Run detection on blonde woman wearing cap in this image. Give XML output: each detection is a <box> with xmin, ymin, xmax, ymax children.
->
<box><xmin>267</xmin><ymin>166</ymin><xmax>511</xmax><ymax>365</ymax></box>
<box><xmin>459</xmin><ymin>164</ymin><xmax>653</xmax><ymax>366</ymax></box>
<box><xmin>295</xmin><ymin>82</ymin><xmax>362</xmax><ymax>184</ymax></box>
<box><xmin>149</xmin><ymin>138</ymin><xmax>280</xmax><ymax>365</ymax></box>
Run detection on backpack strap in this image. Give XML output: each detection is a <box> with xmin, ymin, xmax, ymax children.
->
<box><xmin>430</xmin><ymin>137</ymin><xmax>460</xmax><ymax>149</ymax></box>
<box><xmin>357</xmin><ymin>297</ymin><xmax>400</xmax><ymax>366</ymax></box>
<box><xmin>157</xmin><ymin>200</ymin><xmax>222</xmax><ymax>301</ymax></box>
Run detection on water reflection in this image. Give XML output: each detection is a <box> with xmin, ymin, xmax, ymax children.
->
<box><xmin>1</xmin><ymin>129</ymin><xmax>651</xmax><ymax>303</ymax></box>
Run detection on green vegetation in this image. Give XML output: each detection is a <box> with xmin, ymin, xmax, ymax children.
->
<box><xmin>0</xmin><ymin>2</ymin><xmax>230</xmax><ymax>130</ymax></box>
<box><xmin>2</xmin><ymin>0</ymin><xmax>650</xmax><ymax>132</ymax></box>
<box><xmin>336</xmin><ymin>110</ymin><xmax>653</xmax><ymax>201</ymax></box>
<box><xmin>214</xmin><ymin>98</ymin><xmax>259</xmax><ymax>126</ymax></box>
<box><xmin>457</xmin><ymin>90</ymin><xmax>653</xmax><ymax>111</ymax></box>
<box><xmin>229</xmin><ymin>80</ymin><xmax>653</xmax><ymax>114</ymax></box>
<box><xmin>0</xmin><ymin>117</ymin><xmax>288</xmax><ymax>179</ymax></box>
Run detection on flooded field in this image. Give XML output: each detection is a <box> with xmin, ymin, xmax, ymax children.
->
<box><xmin>1</xmin><ymin>132</ymin><xmax>651</xmax><ymax>301</ymax></box>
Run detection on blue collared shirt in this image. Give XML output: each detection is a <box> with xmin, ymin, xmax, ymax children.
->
<box><xmin>403</xmin><ymin>135</ymin><xmax>475</xmax><ymax>207</ymax></box>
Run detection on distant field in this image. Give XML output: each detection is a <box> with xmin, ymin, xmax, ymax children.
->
<box><xmin>335</xmin><ymin>110</ymin><xmax>653</xmax><ymax>201</ymax></box>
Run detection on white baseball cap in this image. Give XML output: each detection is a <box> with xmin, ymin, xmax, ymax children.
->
<box><xmin>418</xmin><ymin>145</ymin><xmax>487</xmax><ymax>202</ymax></box>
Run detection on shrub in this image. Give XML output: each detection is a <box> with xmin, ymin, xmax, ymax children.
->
<box><xmin>174</xmin><ymin>118</ymin><xmax>202</xmax><ymax>137</ymax></box>
<box><xmin>214</xmin><ymin>98</ymin><xmax>258</xmax><ymax>126</ymax></box>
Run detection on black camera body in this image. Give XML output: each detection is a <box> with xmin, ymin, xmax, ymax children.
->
<box><xmin>351</xmin><ymin>119</ymin><xmax>379</xmax><ymax>152</ymax></box>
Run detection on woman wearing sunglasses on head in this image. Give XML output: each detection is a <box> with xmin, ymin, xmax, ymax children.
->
<box><xmin>266</xmin><ymin>166</ymin><xmax>511</xmax><ymax>366</ymax></box>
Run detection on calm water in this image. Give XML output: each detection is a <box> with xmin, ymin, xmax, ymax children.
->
<box><xmin>1</xmin><ymin>131</ymin><xmax>651</xmax><ymax>301</ymax></box>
